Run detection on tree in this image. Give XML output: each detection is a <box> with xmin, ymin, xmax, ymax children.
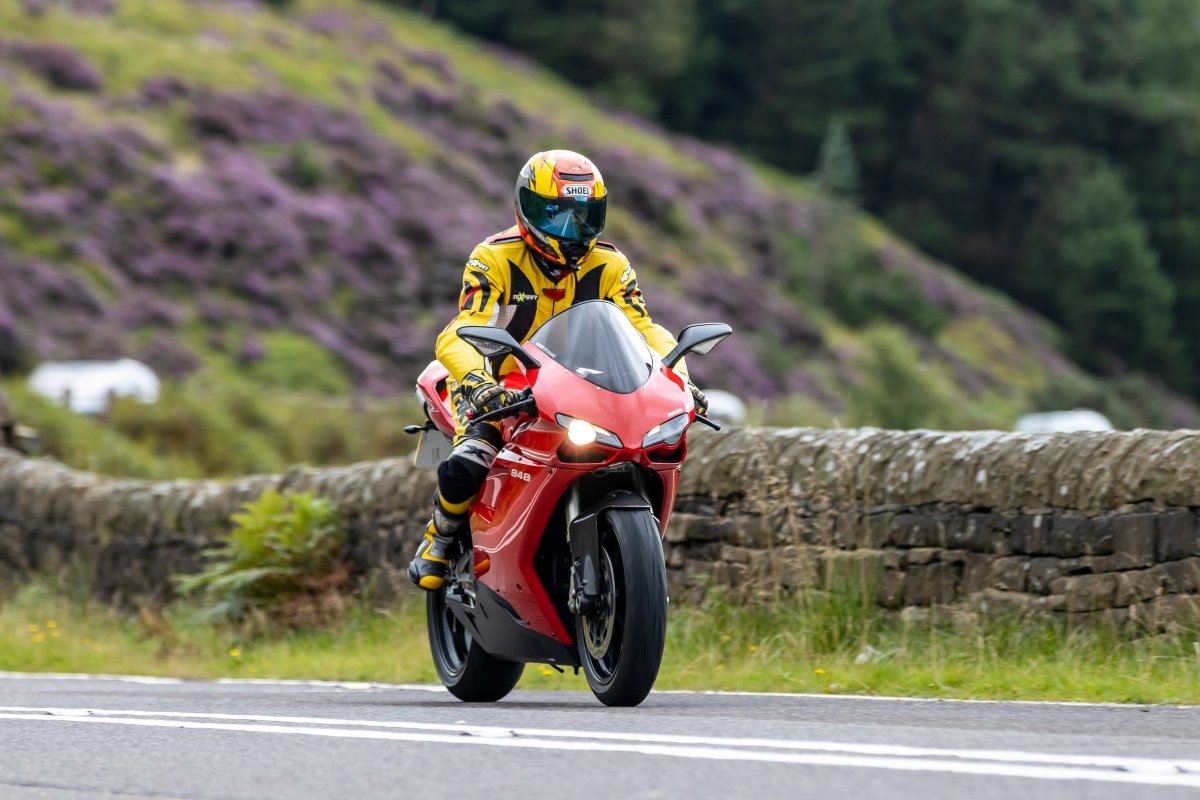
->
<box><xmin>815</xmin><ymin>120</ymin><xmax>860</xmax><ymax>201</ymax></box>
<box><xmin>1030</xmin><ymin>161</ymin><xmax>1177</xmax><ymax>375</ymax></box>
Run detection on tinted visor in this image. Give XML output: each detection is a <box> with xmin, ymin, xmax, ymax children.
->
<box><xmin>519</xmin><ymin>186</ymin><xmax>606</xmax><ymax>241</ymax></box>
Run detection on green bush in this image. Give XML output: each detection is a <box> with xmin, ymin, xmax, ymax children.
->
<box><xmin>174</xmin><ymin>489</ymin><xmax>347</xmax><ymax>628</ymax></box>
<box><xmin>245</xmin><ymin>332</ymin><xmax>351</xmax><ymax>395</ymax></box>
<box><xmin>847</xmin><ymin>324</ymin><xmax>957</xmax><ymax>430</ymax></box>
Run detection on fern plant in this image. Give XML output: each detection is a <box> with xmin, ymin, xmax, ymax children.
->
<box><xmin>175</xmin><ymin>489</ymin><xmax>347</xmax><ymax>626</ymax></box>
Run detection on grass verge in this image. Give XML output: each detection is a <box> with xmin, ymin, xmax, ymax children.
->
<box><xmin>2</xmin><ymin>580</ymin><xmax>1198</xmax><ymax>703</ymax></box>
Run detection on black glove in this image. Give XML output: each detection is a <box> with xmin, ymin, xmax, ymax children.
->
<box><xmin>687</xmin><ymin>381</ymin><xmax>709</xmax><ymax>416</ymax></box>
<box><xmin>462</xmin><ymin>371</ymin><xmax>522</xmax><ymax>417</ymax></box>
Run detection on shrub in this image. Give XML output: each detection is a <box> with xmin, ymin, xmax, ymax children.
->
<box><xmin>243</xmin><ymin>331</ymin><xmax>351</xmax><ymax>395</ymax></box>
<box><xmin>847</xmin><ymin>324</ymin><xmax>956</xmax><ymax>430</ymax></box>
<box><xmin>174</xmin><ymin>489</ymin><xmax>347</xmax><ymax>629</ymax></box>
<box><xmin>12</xmin><ymin>42</ymin><xmax>103</xmax><ymax>92</ymax></box>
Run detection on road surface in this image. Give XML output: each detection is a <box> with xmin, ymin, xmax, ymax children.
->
<box><xmin>0</xmin><ymin>673</ymin><xmax>1197</xmax><ymax>799</ymax></box>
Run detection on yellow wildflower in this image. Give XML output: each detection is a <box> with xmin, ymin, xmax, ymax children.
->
<box><xmin>46</xmin><ymin>621</ymin><xmax>58</xmax><ymax>629</ymax></box>
<box><xmin>229</xmin><ymin>648</ymin><xmax>242</xmax><ymax>658</ymax></box>
<box><xmin>814</xmin><ymin>668</ymin><xmax>826</xmax><ymax>675</ymax></box>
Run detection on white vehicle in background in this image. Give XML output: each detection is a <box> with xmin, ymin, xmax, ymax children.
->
<box><xmin>702</xmin><ymin>389</ymin><xmax>746</xmax><ymax>426</ymax></box>
<box><xmin>1015</xmin><ymin>408</ymin><xmax>1114</xmax><ymax>433</ymax></box>
<box><xmin>28</xmin><ymin>358</ymin><xmax>160</xmax><ymax>415</ymax></box>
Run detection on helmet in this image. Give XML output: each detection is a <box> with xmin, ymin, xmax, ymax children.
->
<box><xmin>514</xmin><ymin>150</ymin><xmax>607</xmax><ymax>271</ymax></box>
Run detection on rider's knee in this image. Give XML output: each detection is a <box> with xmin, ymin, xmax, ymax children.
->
<box><xmin>438</xmin><ymin>424</ymin><xmax>503</xmax><ymax>505</ymax></box>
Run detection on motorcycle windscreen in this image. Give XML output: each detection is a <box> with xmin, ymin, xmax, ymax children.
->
<box><xmin>527</xmin><ymin>300</ymin><xmax>654</xmax><ymax>394</ymax></box>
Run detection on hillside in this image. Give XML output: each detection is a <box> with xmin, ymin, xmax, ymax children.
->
<box><xmin>0</xmin><ymin>0</ymin><xmax>1193</xmax><ymax>438</ymax></box>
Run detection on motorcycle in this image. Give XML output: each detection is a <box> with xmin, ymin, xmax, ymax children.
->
<box><xmin>408</xmin><ymin>300</ymin><xmax>731</xmax><ymax>706</ymax></box>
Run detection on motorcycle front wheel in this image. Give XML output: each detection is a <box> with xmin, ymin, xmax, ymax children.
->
<box><xmin>427</xmin><ymin>588</ymin><xmax>524</xmax><ymax>702</ymax></box>
<box><xmin>576</xmin><ymin>509</ymin><xmax>668</xmax><ymax>707</ymax></box>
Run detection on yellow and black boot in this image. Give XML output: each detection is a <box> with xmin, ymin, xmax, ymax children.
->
<box><xmin>407</xmin><ymin>496</ymin><xmax>470</xmax><ymax>591</ymax></box>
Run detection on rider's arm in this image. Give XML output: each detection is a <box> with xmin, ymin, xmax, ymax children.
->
<box><xmin>435</xmin><ymin>247</ymin><xmax>509</xmax><ymax>383</ymax></box>
<box><xmin>603</xmin><ymin>253</ymin><xmax>689</xmax><ymax>378</ymax></box>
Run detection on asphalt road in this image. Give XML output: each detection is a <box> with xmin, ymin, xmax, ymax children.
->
<box><xmin>0</xmin><ymin>673</ymin><xmax>1197</xmax><ymax>799</ymax></box>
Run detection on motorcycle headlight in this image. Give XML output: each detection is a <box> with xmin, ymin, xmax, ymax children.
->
<box><xmin>642</xmin><ymin>414</ymin><xmax>689</xmax><ymax>448</ymax></box>
<box><xmin>555</xmin><ymin>414</ymin><xmax>622</xmax><ymax>448</ymax></box>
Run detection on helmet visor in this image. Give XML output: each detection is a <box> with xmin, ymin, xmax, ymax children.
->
<box><xmin>519</xmin><ymin>187</ymin><xmax>606</xmax><ymax>242</ymax></box>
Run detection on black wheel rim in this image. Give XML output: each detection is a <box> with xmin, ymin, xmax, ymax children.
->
<box><xmin>581</xmin><ymin>533</ymin><xmax>625</xmax><ymax>685</ymax></box>
<box><xmin>433</xmin><ymin>592</ymin><xmax>471</xmax><ymax>679</ymax></box>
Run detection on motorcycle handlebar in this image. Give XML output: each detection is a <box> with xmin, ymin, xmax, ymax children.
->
<box><xmin>468</xmin><ymin>389</ymin><xmax>536</xmax><ymax>425</ymax></box>
<box><xmin>694</xmin><ymin>414</ymin><xmax>722</xmax><ymax>431</ymax></box>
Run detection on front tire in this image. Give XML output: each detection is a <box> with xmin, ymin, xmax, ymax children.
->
<box><xmin>427</xmin><ymin>589</ymin><xmax>524</xmax><ymax>702</ymax></box>
<box><xmin>576</xmin><ymin>509</ymin><xmax>668</xmax><ymax>707</ymax></box>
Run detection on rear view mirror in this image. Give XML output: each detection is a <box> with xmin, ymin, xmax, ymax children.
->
<box><xmin>663</xmin><ymin>323</ymin><xmax>733</xmax><ymax>368</ymax></box>
<box><xmin>457</xmin><ymin>326</ymin><xmax>541</xmax><ymax>371</ymax></box>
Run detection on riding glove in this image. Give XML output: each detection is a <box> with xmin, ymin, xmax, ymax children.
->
<box><xmin>461</xmin><ymin>370</ymin><xmax>522</xmax><ymax>416</ymax></box>
<box><xmin>687</xmin><ymin>380</ymin><xmax>709</xmax><ymax>417</ymax></box>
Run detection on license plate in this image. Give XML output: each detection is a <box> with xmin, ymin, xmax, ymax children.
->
<box><xmin>413</xmin><ymin>429</ymin><xmax>452</xmax><ymax>468</ymax></box>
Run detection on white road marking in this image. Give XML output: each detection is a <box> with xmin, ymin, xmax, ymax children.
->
<box><xmin>0</xmin><ymin>671</ymin><xmax>1194</xmax><ymax>709</ymax></box>
<box><xmin>0</xmin><ymin>671</ymin><xmax>444</xmax><ymax>692</ymax></box>
<box><xmin>0</xmin><ymin>706</ymin><xmax>1196</xmax><ymax>788</ymax></box>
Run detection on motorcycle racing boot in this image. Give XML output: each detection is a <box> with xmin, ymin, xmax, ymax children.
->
<box><xmin>407</xmin><ymin>496</ymin><xmax>470</xmax><ymax>591</ymax></box>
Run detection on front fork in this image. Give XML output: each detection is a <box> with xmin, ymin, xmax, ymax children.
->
<box><xmin>566</xmin><ymin>486</ymin><xmax>655</xmax><ymax>615</ymax></box>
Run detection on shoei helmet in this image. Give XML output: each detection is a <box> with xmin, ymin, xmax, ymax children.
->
<box><xmin>514</xmin><ymin>150</ymin><xmax>607</xmax><ymax>270</ymax></box>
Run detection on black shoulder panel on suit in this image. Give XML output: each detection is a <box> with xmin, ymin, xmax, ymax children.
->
<box><xmin>575</xmin><ymin>264</ymin><xmax>605</xmax><ymax>301</ymax></box>
<box><xmin>505</xmin><ymin>264</ymin><xmax>538</xmax><ymax>342</ymax></box>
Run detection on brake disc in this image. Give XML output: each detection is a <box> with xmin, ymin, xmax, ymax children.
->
<box><xmin>583</xmin><ymin>549</ymin><xmax>616</xmax><ymax>660</ymax></box>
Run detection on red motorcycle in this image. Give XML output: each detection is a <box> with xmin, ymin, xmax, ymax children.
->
<box><xmin>409</xmin><ymin>300</ymin><xmax>731</xmax><ymax>706</ymax></box>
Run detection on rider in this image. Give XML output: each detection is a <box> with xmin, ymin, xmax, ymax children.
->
<box><xmin>408</xmin><ymin>149</ymin><xmax>708</xmax><ymax>590</ymax></box>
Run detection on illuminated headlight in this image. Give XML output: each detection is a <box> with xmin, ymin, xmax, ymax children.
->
<box><xmin>642</xmin><ymin>414</ymin><xmax>689</xmax><ymax>448</ymax></box>
<box><xmin>555</xmin><ymin>414</ymin><xmax>622</xmax><ymax>447</ymax></box>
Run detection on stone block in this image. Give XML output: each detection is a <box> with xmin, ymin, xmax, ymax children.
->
<box><xmin>1027</xmin><ymin>557</ymin><xmax>1061</xmax><ymax>595</ymax></box>
<box><xmin>1061</xmin><ymin>573</ymin><xmax>1118</xmax><ymax>612</ymax></box>
<box><xmin>1111</xmin><ymin>513</ymin><xmax>1156</xmax><ymax>569</ymax></box>
<box><xmin>987</xmin><ymin>556</ymin><xmax>1031</xmax><ymax>593</ymax></box>
<box><xmin>967</xmin><ymin>512</ymin><xmax>1014</xmax><ymax>555</ymax></box>
<box><xmin>664</xmin><ymin>513</ymin><xmax>696</xmax><ymax>543</ymax></box>
<box><xmin>829</xmin><ymin>512</ymin><xmax>859</xmax><ymax>549</ymax></box>
<box><xmin>971</xmin><ymin>588</ymin><xmax>1039</xmax><ymax>618</ymax></box>
<box><xmin>904</xmin><ymin>563</ymin><xmax>960</xmax><ymax>606</ymax></box>
<box><xmin>944</xmin><ymin>514</ymin><xmax>978</xmax><ymax>550</ymax></box>
<box><xmin>988</xmin><ymin>514</ymin><xmax>1015</xmax><ymax>555</ymax></box>
<box><xmin>1048</xmin><ymin>515</ymin><xmax>1112</xmax><ymax>557</ymax></box>
<box><xmin>962</xmin><ymin>553</ymin><xmax>992</xmax><ymax>594</ymax></box>
<box><xmin>719</xmin><ymin>544</ymin><xmax>755</xmax><ymax>564</ymax></box>
<box><xmin>1113</xmin><ymin>568</ymin><xmax>1163</xmax><ymax>606</ymax></box>
<box><xmin>1163</xmin><ymin>558</ymin><xmax>1200</xmax><ymax>594</ymax></box>
<box><xmin>891</xmin><ymin>514</ymin><xmax>945</xmax><ymax>548</ymax></box>
<box><xmin>875</xmin><ymin>569</ymin><xmax>905</xmax><ymax>609</ymax></box>
<box><xmin>1156</xmin><ymin>511</ymin><xmax>1199</xmax><ymax>561</ymax></box>
<box><xmin>937</xmin><ymin>549</ymin><xmax>970</xmax><ymax>564</ymax></box>
<box><xmin>1011</xmin><ymin>514</ymin><xmax>1048</xmax><ymax>555</ymax></box>
<box><xmin>858</xmin><ymin>512</ymin><xmax>894</xmax><ymax>549</ymax></box>
<box><xmin>904</xmin><ymin>547</ymin><xmax>939</xmax><ymax>566</ymax></box>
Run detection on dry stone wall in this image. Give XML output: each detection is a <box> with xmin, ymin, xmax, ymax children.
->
<box><xmin>2</xmin><ymin>426</ymin><xmax>1199</xmax><ymax>625</ymax></box>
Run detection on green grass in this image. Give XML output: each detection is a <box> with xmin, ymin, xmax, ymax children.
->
<box><xmin>2</xmin><ymin>580</ymin><xmax>1197</xmax><ymax>703</ymax></box>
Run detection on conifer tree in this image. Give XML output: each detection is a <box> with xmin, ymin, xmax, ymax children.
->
<box><xmin>815</xmin><ymin>120</ymin><xmax>860</xmax><ymax>202</ymax></box>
